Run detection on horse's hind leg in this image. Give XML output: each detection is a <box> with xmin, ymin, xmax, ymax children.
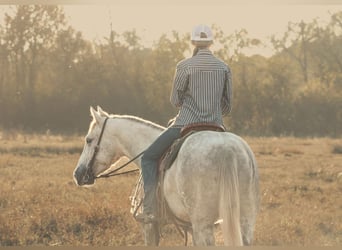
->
<box><xmin>191</xmin><ymin>221</ymin><xmax>215</xmax><ymax>246</ymax></box>
<box><xmin>240</xmin><ymin>215</ymin><xmax>254</xmax><ymax>245</ymax></box>
<box><xmin>239</xmin><ymin>188</ymin><xmax>258</xmax><ymax>245</ymax></box>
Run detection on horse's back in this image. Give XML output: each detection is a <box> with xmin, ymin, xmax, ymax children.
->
<box><xmin>179</xmin><ymin>131</ymin><xmax>256</xmax><ymax>169</ymax></box>
<box><xmin>178</xmin><ymin>131</ymin><xmax>258</xmax><ymax>188</ymax></box>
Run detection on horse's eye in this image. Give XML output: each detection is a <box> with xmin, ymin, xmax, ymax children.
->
<box><xmin>86</xmin><ymin>137</ymin><xmax>93</xmax><ymax>144</ymax></box>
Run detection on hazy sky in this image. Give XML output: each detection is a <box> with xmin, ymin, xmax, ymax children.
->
<box><xmin>62</xmin><ymin>3</ymin><xmax>341</xmax><ymax>55</ymax></box>
<box><xmin>0</xmin><ymin>1</ymin><xmax>341</xmax><ymax>56</ymax></box>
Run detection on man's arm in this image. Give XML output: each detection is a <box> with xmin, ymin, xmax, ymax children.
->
<box><xmin>170</xmin><ymin>63</ymin><xmax>189</xmax><ymax>108</ymax></box>
<box><xmin>221</xmin><ymin>68</ymin><xmax>232</xmax><ymax>115</ymax></box>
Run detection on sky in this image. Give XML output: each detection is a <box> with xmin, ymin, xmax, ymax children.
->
<box><xmin>61</xmin><ymin>2</ymin><xmax>341</xmax><ymax>56</ymax></box>
<box><xmin>0</xmin><ymin>1</ymin><xmax>341</xmax><ymax>56</ymax></box>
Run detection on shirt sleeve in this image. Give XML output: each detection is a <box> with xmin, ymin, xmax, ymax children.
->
<box><xmin>170</xmin><ymin>63</ymin><xmax>189</xmax><ymax>108</ymax></box>
<box><xmin>221</xmin><ymin>67</ymin><xmax>232</xmax><ymax>115</ymax></box>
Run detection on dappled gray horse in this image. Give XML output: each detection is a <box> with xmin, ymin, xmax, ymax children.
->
<box><xmin>73</xmin><ymin>106</ymin><xmax>259</xmax><ymax>246</ymax></box>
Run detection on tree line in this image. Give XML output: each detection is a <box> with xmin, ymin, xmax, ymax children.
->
<box><xmin>0</xmin><ymin>5</ymin><xmax>341</xmax><ymax>136</ymax></box>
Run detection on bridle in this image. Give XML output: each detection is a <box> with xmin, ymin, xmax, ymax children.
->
<box><xmin>85</xmin><ymin>117</ymin><xmax>142</xmax><ymax>181</ymax></box>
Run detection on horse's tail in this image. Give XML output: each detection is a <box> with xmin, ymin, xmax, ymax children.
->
<box><xmin>218</xmin><ymin>152</ymin><xmax>243</xmax><ymax>246</ymax></box>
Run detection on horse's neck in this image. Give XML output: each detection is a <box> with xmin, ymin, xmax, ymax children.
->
<box><xmin>109</xmin><ymin>117</ymin><xmax>164</xmax><ymax>160</ymax></box>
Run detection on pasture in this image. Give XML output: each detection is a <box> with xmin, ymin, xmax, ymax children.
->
<box><xmin>0</xmin><ymin>132</ymin><xmax>341</xmax><ymax>246</ymax></box>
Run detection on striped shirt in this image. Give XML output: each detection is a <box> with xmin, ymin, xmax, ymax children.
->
<box><xmin>170</xmin><ymin>48</ymin><xmax>232</xmax><ymax>127</ymax></box>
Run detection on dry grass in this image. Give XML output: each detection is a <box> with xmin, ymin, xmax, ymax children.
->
<box><xmin>0</xmin><ymin>133</ymin><xmax>341</xmax><ymax>246</ymax></box>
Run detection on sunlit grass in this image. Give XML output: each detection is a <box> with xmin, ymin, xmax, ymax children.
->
<box><xmin>0</xmin><ymin>133</ymin><xmax>341</xmax><ymax>246</ymax></box>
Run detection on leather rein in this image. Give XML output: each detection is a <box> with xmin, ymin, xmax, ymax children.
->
<box><xmin>87</xmin><ymin>117</ymin><xmax>142</xmax><ymax>180</ymax></box>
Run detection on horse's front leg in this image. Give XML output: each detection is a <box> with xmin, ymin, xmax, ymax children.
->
<box><xmin>142</xmin><ymin>222</ymin><xmax>160</xmax><ymax>246</ymax></box>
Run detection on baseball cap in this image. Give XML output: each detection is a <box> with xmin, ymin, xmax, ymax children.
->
<box><xmin>191</xmin><ymin>24</ymin><xmax>213</xmax><ymax>42</ymax></box>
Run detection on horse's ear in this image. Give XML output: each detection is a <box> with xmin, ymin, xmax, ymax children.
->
<box><xmin>97</xmin><ymin>106</ymin><xmax>109</xmax><ymax>117</ymax></box>
<box><xmin>90</xmin><ymin>106</ymin><xmax>96</xmax><ymax>115</ymax></box>
<box><xmin>90</xmin><ymin>106</ymin><xmax>102</xmax><ymax>124</ymax></box>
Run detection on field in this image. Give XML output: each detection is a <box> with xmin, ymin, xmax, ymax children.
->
<box><xmin>0</xmin><ymin>132</ymin><xmax>341</xmax><ymax>246</ymax></box>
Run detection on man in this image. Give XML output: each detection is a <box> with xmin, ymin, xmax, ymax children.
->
<box><xmin>136</xmin><ymin>24</ymin><xmax>232</xmax><ymax>223</ymax></box>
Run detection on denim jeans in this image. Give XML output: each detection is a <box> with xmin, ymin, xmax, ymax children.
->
<box><xmin>141</xmin><ymin>126</ymin><xmax>181</xmax><ymax>215</ymax></box>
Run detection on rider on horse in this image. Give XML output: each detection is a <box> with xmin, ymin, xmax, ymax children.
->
<box><xmin>136</xmin><ymin>24</ymin><xmax>233</xmax><ymax>224</ymax></box>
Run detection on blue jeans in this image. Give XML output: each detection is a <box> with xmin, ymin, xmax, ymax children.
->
<box><xmin>141</xmin><ymin>126</ymin><xmax>181</xmax><ymax>215</ymax></box>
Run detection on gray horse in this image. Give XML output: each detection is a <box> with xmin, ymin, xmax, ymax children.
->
<box><xmin>73</xmin><ymin>106</ymin><xmax>259</xmax><ymax>246</ymax></box>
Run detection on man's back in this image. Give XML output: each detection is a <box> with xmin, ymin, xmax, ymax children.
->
<box><xmin>171</xmin><ymin>48</ymin><xmax>231</xmax><ymax>126</ymax></box>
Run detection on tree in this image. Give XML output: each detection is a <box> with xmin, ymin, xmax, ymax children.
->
<box><xmin>310</xmin><ymin>11</ymin><xmax>342</xmax><ymax>88</ymax></box>
<box><xmin>142</xmin><ymin>31</ymin><xmax>190</xmax><ymax>123</ymax></box>
<box><xmin>213</xmin><ymin>25</ymin><xmax>261</xmax><ymax>63</ymax></box>
<box><xmin>271</xmin><ymin>20</ymin><xmax>318</xmax><ymax>83</ymax></box>
<box><xmin>2</xmin><ymin>5</ymin><xmax>67</xmax><ymax>127</ymax></box>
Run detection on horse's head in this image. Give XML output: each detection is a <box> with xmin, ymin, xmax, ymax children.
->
<box><xmin>73</xmin><ymin>106</ymin><xmax>118</xmax><ymax>186</ymax></box>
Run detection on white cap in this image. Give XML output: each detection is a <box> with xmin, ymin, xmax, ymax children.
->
<box><xmin>191</xmin><ymin>24</ymin><xmax>213</xmax><ymax>42</ymax></box>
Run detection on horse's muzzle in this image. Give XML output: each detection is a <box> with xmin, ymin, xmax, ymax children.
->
<box><xmin>74</xmin><ymin>164</ymin><xmax>95</xmax><ymax>186</ymax></box>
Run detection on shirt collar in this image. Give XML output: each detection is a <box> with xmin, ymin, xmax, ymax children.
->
<box><xmin>196</xmin><ymin>48</ymin><xmax>212</xmax><ymax>55</ymax></box>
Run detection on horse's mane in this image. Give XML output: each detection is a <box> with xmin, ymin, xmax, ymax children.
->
<box><xmin>109</xmin><ymin>114</ymin><xmax>165</xmax><ymax>131</ymax></box>
<box><xmin>90</xmin><ymin>107</ymin><xmax>166</xmax><ymax>132</ymax></box>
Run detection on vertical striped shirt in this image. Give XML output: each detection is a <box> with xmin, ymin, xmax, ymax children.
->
<box><xmin>170</xmin><ymin>48</ymin><xmax>232</xmax><ymax>127</ymax></box>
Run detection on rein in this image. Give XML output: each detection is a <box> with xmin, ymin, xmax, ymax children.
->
<box><xmin>96</xmin><ymin>151</ymin><xmax>143</xmax><ymax>179</ymax></box>
<box><xmin>88</xmin><ymin>116</ymin><xmax>142</xmax><ymax>180</ymax></box>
